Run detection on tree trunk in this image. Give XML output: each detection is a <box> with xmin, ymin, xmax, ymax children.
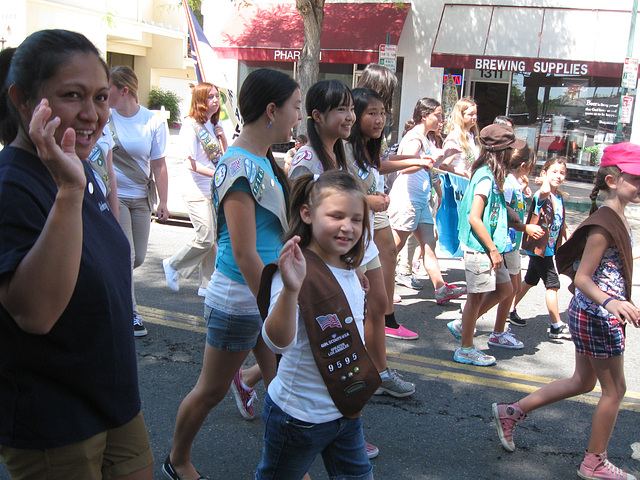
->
<box><xmin>295</xmin><ymin>0</ymin><xmax>325</xmax><ymax>135</ymax></box>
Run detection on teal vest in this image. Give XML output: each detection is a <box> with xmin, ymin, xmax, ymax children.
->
<box><xmin>212</xmin><ymin>154</ymin><xmax>288</xmax><ymax>236</ymax></box>
<box><xmin>458</xmin><ymin>166</ymin><xmax>508</xmax><ymax>253</ymax></box>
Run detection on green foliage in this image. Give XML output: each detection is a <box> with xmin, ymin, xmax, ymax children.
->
<box><xmin>148</xmin><ymin>87</ymin><xmax>182</xmax><ymax>125</ymax></box>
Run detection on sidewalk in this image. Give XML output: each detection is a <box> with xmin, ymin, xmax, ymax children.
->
<box><xmin>560</xmin><ymin>179</ymin><xmax>640</xmax><ymax>219</ymax></box>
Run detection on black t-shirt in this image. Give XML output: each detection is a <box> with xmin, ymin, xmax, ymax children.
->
<box><xmin>0</xmin><ymin>147</ymin><xmax>141</xmax><ymax>449</ymax></box>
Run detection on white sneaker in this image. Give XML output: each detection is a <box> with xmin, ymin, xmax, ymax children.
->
<box><xmin>454</xmin><ymin>346</ymin><xmax>496</xmax><ymax>366</ymax></box>
<box><xmin>162</xmin><ymin>259</ymin><xmax>179</xmax><ymax>291</ymax></box>
<box><xmin>488</xmin><ymin>327</ymin><xmax>524</xmax><ymax>349</ymax></box>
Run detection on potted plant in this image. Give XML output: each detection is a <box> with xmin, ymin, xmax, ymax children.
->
<box><xmin>583</xmin><ymin>145</ymin><xmax>599</xmax><ymax>166</ymax></box>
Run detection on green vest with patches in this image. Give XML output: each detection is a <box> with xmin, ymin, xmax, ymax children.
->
<box><xmin>458</xmin><ymin>165</ymin><xmax>508</xmax><ymax>253</ymax></box>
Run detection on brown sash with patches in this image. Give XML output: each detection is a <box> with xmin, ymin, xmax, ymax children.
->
<box><xmin>258</xmin><ymin>249</ymin><xmax>380</xmax><ymax>418</ymax></box>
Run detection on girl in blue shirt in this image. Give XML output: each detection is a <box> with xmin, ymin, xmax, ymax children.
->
<box><xmin>164</xmin><ymin>69</ymin><xmax>302</xmax><ymax>480</ymax></box>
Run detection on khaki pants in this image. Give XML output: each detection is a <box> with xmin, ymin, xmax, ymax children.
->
<box><xmin>167</xmin><ymin>195</ymin><xmax>216</xmax><ymax>289</ymax></box>
<box><xmin>118</xmin><ymin>197</ymin><xmax>151</xmax><ymax>313</ymax></box>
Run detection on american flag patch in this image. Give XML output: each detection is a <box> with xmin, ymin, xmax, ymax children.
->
<box><xmin>316</xmin><ymin>314</ymin><xmax>342</xmax><ymax>331</ymax></box>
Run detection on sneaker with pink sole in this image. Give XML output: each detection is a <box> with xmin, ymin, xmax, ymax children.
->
<box><xmin>435</xmin><ymin>283</ymin><xmax>466</xmax><ymax>304</ymax></box>
<box><xmin>578</xmin><ymin>452</ymin><xmax>637</xmax><ymax>480</ymax></box>
<box><xmin>385</xmin><ymin>325</ymin><xmax>419</xmax><ymax>340</ymax></box>
<box><xmin>231</xmin><ymin>369</ymin><xmax>257</xmax><ymax>421</ymax></box>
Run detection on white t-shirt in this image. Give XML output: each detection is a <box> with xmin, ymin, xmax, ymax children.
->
<box><xmin>263</xmin><ymin>265</ymin><xmax>365</xmax><ymax>423</ymax></box>
<box><xmin>389</xmin><ymin>130</ymin><xmax>435</xmax><ymax>204</ymax></box>
<box><xmin>442</xmin><ymin>131</ymin><xmax>479</xmax><ymax>174</ymax></box>
<box><xmin>179</xmin><ymin>117</ymin><xmax>222</xmax><ymax>196</ymax></box>
<box><xmin>111</xmin><ymin>106</ymin><xmax>167</xmax><ymax>199</ymax></box>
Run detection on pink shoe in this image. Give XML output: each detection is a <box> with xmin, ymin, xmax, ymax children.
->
<box><xmin>393</xmin><ymin>293</ymin><xmax>402</xmax><ymax>304</ymax></box>
<box><xmin>365</xmin><ymin>442</ymin><xmax>379</xmax><ymax>459</ymax></box>
<box><xmin>231</xmin><ymin>369</ymin><xmax>257</xmax><ymax>421</ymax></box>
<box><xmin>578</xmin><ymin>452</ymin><xmax>637</xmax><ymax>480</ymax></box>
<box><xmin>385</xmin><ymin>325</ymin><xmax>419</xmax><ymax>340</ymax></box>
<box><xmin>491</xmin><ymin>402</ymin><xmax>526</xmax><ymax>452</ymax></box>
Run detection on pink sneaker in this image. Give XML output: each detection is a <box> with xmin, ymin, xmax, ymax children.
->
<box><xmin>491</xmin><ymin>402</ymin><xmax>526</xmax><ymax>452</ymax></box>
<box><xmin>385</xmin><ymin>325</ymin><xmax>419</xmax><ymax>340</ymax></box>
<box><xmin>578</xmin><ymin>452</ymin><xmax>637</xmax><ymax>480</ymax></box>
<box><xmin>365</xmin><ymin>442</ymin><xmax>379</xmax><ymax>460</ymax></box>
<box><xmin>231</xmin><ymin>369</ymin><xmax>257</xmax><ymax>421</ymax></box>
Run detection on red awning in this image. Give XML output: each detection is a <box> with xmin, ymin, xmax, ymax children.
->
<box><xmin>210</xmin><ymin>2</ymin><xmax>410</xmax><ymax>64</ymax></box>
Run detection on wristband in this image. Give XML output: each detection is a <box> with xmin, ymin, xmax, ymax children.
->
<box><xmin>602</xmin><ymin>297</ymin><xmax>615</xmax><ymax>309</ymax></box>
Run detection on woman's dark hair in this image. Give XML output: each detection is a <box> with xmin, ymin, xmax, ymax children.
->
<box><xmin>493</xmin><ymin>115</ymin><xmax>514</xmax><ymax>127</ymax></box>
<box><xmin>306</xmin><ymin>80</ymin><xmax>353</xmax><ymax>171</ymax></box>
<box><xmin>0</xmin><ymin>29</ymin><xmax>108</xmax><ymax>145</ymax></box>
<box><xmin>357</xmin><ymin>63</ymin><xmax>397</xmax><ymax>116</ymax></box>
<box><xmin>470</xmin><ymin>149</ymin><xmax>512</xmax><ymax>192</ymax></box>
<box><xmin>189</xmin><ymin>82</ymin><xmax>220</xmax><ymax>124</ymax></box>
<box><xmin>403</xmin><ymin>97</ymin><xmax>440</xmax><ymax>137</ymax></box>
<box><xmin>590</xmin><ymin>165</ymin><xmax>623</xmax><ymax>214</ymax></box>
<box><xmin>508</xmin><ymin>144</ymin><xmax>535</xmax><ymax>173</ymax></box>
<box><xmin>287</xmin><ymin>170</ymin><xmax>369</xmax><ymax>269</ymax></box>
<box><xmin>238</xmin><ymin>69</ymin><xmax>299</xmax><ymax>204</ymax></box>
<box><xmin>348</xmin><ymin>88</ymin><xmax>384</xmax><ymax>171</ymax></box>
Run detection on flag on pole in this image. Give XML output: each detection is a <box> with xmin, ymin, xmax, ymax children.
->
<box><xmin>183</xmin><ymin>2</ymin><xmax>241</xmax><ymax>140</ymax></box>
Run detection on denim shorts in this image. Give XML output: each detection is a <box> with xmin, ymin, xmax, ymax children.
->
<box><xmin>204</xmin><ymin>304</ymin><xmax>263</xmax><ymax>352</ymax></box>
<box><xmin>255</xmin><ymin>394</ymin><xmax>373</xmax><ymax>480</ymax></box>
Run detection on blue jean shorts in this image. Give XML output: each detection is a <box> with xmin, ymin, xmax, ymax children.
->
<box><xmin>204</xmin><ymin>304</ymin><xmax>263</xmax><ymax>352</ymax></box>
<box><xmin>255</xmin><ymin>394</ymin><xmax>373</xmax><ymax>480</ymax></box>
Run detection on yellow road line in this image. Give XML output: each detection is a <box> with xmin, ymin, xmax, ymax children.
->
<box><xmin>139</xmin><ymin>306</ymin><xmax>640</xmax><ymax>412</ymax></box>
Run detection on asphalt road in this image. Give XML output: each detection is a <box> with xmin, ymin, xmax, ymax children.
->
<box><xmin>2</xmin><ymin>184</ymin><xmax>640</xmax><ymax>479</ymax></box>
<box><xmin>6</xmin><ymin>207</ymin><xmax>639</xmax><ymax>480</ymax></box>
<box><xmin>138</xmin><ymin>209</ymin><xmax>640</xmax><ymax>479</ymax></box>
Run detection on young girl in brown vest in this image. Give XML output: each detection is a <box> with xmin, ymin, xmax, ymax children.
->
<box><xmin>493</xmin><ymin>142</ymin><xmax>640</xmax><ymax>480</ymax></box>
<box><xmin>256</xmin><ymin>170</ymin><xmax>378</xmax><ymax>480</ymax></box>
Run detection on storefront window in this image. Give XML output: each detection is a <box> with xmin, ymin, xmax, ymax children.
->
<box><xmin>509</xmin><ymin>73</ymin><xmax>629</xmax><ymax>167</ymax></box>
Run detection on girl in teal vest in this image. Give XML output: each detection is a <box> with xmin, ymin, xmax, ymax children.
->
<box><xmin>448</xmin><ymin>124</ymin><xmax>525</xmax><ymax>366</ymax></box>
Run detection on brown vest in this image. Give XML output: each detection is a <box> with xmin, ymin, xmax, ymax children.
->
<box><xmin>556</xmin><ymin>206</ymin><xmax>633</xmax><ymax>299</ymax></box>
<box><xmin>258</xmin><ymin>249</ymin><xmax>381</xmax><ymax>418</ymax></box>
<box><xmin>521</xmin><ymin>193</ymin><xmax>566</xmax><ymax>256</ymax></box>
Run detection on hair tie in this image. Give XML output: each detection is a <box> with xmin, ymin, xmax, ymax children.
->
<box><xmin>313</xmin><ymin>174</ymin><xmax>320</xmax><ymax>182</ymax></box>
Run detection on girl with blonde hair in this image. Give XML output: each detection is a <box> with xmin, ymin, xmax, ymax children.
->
<box><xmin>440</xmin><ymin>97</ymin><xmax>480</xmax><ymax>178</ymax></box>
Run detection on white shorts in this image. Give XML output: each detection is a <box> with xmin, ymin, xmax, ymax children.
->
<box><xmin>463</xmin><ymin>250</ymin><xmax>510</xmax><ymax>294</ymax></box>
<box><xmin>503</xmin><ymin>250</ymin><xmax>522</xmax><ymax>276</ymax></box>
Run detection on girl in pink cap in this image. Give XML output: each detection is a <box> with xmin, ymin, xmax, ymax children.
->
<box><xmin>492</xmin><ymin>142</ymin><xmax>640</xmax><ymax>480</ymax></box>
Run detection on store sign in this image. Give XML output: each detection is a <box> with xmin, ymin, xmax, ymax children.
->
<box><xmin>430</xmin><ymin>54</ymin><xmax>624</xmax><ymax>78</ymax></box>
<box><xmin>621</xmin><ymin>57</ymin><xmax>638</xmax><ymax>89</ymax></box>
<box><xmin>442</xmin><ymin>74</ymin><xmax>462</xmax><ymax>85</ymax></box>
<box><xmin>620</xmin><ymin>95</ymin><xmax>634</xmax><ymax>123</ymax></box>
<box><xmin>273</xmin><ymin>50</ymin><xmax>301</xmax><ymax>62</ymax></box>
<box><xmin>474</xmin><ymin>58</ymin><xmax>588</xmax><ymax>76</ymax></box>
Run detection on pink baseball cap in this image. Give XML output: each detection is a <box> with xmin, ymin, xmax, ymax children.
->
<box><xmin>600</xmin><ymin>142</ymin><xmax>640</xmax><ymax>175</ymax></box>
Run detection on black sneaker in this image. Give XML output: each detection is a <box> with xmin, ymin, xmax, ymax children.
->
<box><xmin>549</xmin><ymin>323</ymin><xmax>571</xmax><ymax>340</ymax></box>
<box><xmin>508</xmin><ymin>310</ymin><xmax>527</xmax><ymax>327</ymax></box>
<box><xmin>133</xmin><ymin>314</ymin><xmax>148</xmax><ymax>337</ymax></box>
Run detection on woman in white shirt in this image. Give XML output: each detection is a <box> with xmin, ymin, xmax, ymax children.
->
<box><xmin>108</xmin><ymin>65</ymin><xmax>169</xmax><ymax>336</ymax></box>
<box><xmin>163</xmin><ymin>83</ymin><xmax>227</xmax><ymax>296</ymax></box>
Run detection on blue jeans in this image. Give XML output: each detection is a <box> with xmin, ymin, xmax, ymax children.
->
<box><xmin>255</xmin><ymin>394</ymin><xmax>373</xmax><ymax>480</ymax></box>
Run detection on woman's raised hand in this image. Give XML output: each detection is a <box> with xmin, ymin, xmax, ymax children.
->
<box><xmin>29</xmin><ymin>99</ymin><xmax>86</xmax><ymax>194</ymax></box>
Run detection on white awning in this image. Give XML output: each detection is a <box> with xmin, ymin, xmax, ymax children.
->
<box><xmin>431</xmin><ymin>4</ymin><xmax>632</xmax><ymax>78</ymax></box>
